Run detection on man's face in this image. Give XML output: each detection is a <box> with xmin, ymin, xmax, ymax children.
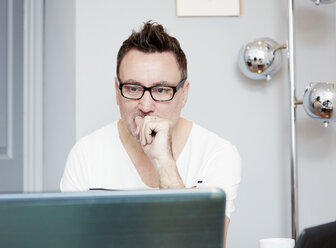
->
<box><xmin>115</xmin><ymin>49</ymin><xmax>189</xmax><ymax>138</ymax></box>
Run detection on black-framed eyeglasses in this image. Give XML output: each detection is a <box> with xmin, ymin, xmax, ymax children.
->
<box><xmin>118</xmin><ymin>79</ymin><xmax>186</xmax><ymax>102</ymax></box>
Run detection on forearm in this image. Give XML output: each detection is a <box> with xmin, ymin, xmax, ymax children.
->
<box><xmin>135</xmin><ymin>116</ymin><xmax>186</xmax><ymax>189</ymax></box>
<box><xmin>155</xmin><ymin>158</ymin><xmax>185</xmax><ymax>189</ymax></box>
<box><xmin>223</xmin><ymin>216</ymin><xmax>230</xmax><ymax>248</ymax></box>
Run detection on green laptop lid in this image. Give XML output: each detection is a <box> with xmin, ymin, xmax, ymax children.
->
<box><xmin>0</xmin><ymin>188</ymin><xmax>226</xmax><ymax>248</ymax></box>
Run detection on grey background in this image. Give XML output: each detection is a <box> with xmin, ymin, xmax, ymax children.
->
<box><xmin>0</xmin><ymin>0</ymin><xmax>23</xmax><ymax>192</ymax></box>
<box><xmin>42</xmin><ymin>0</ymin><xmax>336</xmax><ymax>247</ymax></box>
<box><xmin>0</xmin><ymin>0</ymin><xmax>8</xmax><ymax>153</ymax></box>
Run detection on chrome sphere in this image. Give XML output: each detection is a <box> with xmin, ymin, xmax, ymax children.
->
<box><xmin>312</xmin><ymin>0</ymin><xmax>336</xmax><ymax>5</ymax></box>
<box><xmin>303</xmin><ymin>82</ymin><xmax>336</xmax><ymax>125</ymax></box>
<box><xmin>238</xmin><ymin>38</ymin><xmax>283</xmax><ymax>81</ymax></box>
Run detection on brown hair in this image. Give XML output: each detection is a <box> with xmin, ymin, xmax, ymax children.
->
<box><xmin>117</xmin><ymin>21</ymin><xmax>187</xmax><ymax>81</ymax></box>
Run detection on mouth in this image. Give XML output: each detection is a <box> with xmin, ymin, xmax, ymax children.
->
<box><xmin>133</xmin><ymin>113</ymin><xmax>146</xmax><ymax>120</ymax></box>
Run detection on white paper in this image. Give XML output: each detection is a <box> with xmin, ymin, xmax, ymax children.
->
<box><xmin>176</xmin><ymin>0</ymin><xmax>241</xmax><ymax>17</ymax></box>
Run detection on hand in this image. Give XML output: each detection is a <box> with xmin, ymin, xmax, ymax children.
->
<box><xmin>135</xmin><ymin>115</ymin><xmax>174</xmax><ymax>168</ymax></box>
<box><xmin>134</xmin><ymin>115</ymin><xmax>185</xmax><ymax>189</ymax></box>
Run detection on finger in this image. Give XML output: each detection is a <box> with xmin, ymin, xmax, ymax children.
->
<box><xmin>142</xmin><ymin>120</ymin><xmax>154</xmax><ymax>146</ymax></box>
<box><xmin>141</xmin><ymin>121</ymin><xmax>149</xmax><ymax>146</ymax></box>
<box><xmin>142</xmin><ymin>117</ymin><xmax>157</xmax><ymax>146</ymax></box>
<box><xmin>144</xmin><ymin>125</ymin><xmax>154</xmax><ymax>145</ymax></box>
<box><xmin>139</xmin><ymin>124</ymin><xmax>145</xmax><ymax>146</ymax></box>
<box><xmin>134</xmin><ymin>115</ymin><xmax>144</xmax><ymax>138</ymax></box>
<box><xmin>135</xmin><ymin>116</ymin><xmax>143</xmax><ymax>132</ymax></box>
<box><xmin>135</xmin><ymin>124</ymin><xmax>140</xmax><ymax>138</ymax></box>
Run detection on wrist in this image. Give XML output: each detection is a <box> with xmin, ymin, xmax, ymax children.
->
<box><xmin>153</xmin><ymin>159</ymin><xmax>185</xmax><ymax>189</ymax></box>
<box><xmin>151</xmin><ymin>153</ymin><xmax>175</xmax><ymax>169</ymax></box>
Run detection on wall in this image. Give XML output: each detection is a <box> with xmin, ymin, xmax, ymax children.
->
<box><xmin>44</xmin><ymin>0</ymin><xmax>76</xmax><ymax>191</ymax></box>
<box><xmin>0</xmin><ymin>0</ymin><xmax>24</xmax><ymax>192</ymax></box>
<box><xmin>44</xmin><ymin>0</ymin><xmax>336</xmax><ymax>247</ymax></box>
<box><xmin>295</xmin><ymin>0</ymin><xmax>336</xmax><ymax>232</ymax></box>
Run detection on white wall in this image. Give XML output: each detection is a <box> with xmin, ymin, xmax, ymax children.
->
<box><xmin>295</xmin><ymin>0</ymin><xmax>336</xmax><ymax>232</ymax></box>
<box><xmin>44</xmin><ymin>0</ymin><xmax>76</xmax><ymax>191</ymax></box>
<box><xmin>44</xmin><ymin>0</ymin><xmax>336</xmax><ymax>247</ymax></box>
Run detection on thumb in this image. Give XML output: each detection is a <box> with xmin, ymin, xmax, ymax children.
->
<box><xmin>134</xmin><ymin>116</ymin><xmax>143</xmax><ymax>136</ymax></box>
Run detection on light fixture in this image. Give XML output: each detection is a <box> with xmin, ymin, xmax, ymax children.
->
<box><xmin>312</xmin><ymin>0</ymin><xmax>336</xmax><ymax>6</ymax></box>
<box><xmin>303</xmin><ymin>82</ymin><xmax>336</xmax><ymax>127</ymax></box>
<box><xmin>238</xmin><ymin>38</ymin><xmax>286</xmax><ymax>81</ymax></box>
<box><xmin>237</xmin><ymin>0</ymin><xmax>335</xmax><ymax>241</ymax></box>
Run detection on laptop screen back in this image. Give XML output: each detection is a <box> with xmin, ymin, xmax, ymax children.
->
<box><xmin>0</xmin><ymin>188</ymin><xmax>226</xmax><ymax>248</ymax></box>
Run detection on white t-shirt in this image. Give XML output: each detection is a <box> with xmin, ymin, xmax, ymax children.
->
<box><xmin>60</xmin><ymin>121</ymin><xmax>241</xmax><ymax>218</ymax></box>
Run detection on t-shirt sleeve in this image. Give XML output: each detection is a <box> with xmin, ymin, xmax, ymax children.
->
<box><xmin>60</xmin><ymin>141</ymin><xmax>90</xmax><ymax>192</ymax></box>
<box><xmin>200</xmin><ymin>141</ymin><xmax>242</xmax><ymax>219</ymax></box>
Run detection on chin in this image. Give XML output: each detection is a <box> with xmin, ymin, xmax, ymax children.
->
<box><xmin>119</xmin><ymin>118</ymin><xmax>134</xmax><ymax>136</ymax></box>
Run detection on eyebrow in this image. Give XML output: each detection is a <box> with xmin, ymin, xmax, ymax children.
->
<box><xmin>153</xmin><ymin>81</ymin><xmax>173</xmax><ymax>87</ymax></box>
<box><xmin>121</xmin><ymin>79</ymin><xmax>174</xmax><ymax>87</ymax></box>
<box><xmin>121</xmin><ymin>79</ymin><xmax>141</xmax><ymax>85</ymax></box>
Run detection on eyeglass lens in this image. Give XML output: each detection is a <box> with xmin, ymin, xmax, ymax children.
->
<box><xmin>122</xmin><ymin>85</ymin><xmax>174</xmax><ymax>101</ymax></box>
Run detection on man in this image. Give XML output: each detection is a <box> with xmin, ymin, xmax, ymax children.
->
<box><xmin>60</xmin><ymin>21</ymin><xmax>241</xmax><ymax>246</ymax></box>
<box><xmin>313</xmin><ymin>96</ymin><xmax>323</xmax><ymax>115</ymax></box>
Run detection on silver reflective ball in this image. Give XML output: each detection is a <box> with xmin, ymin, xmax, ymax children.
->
<box><xmin>238</xmin><ymin>38</ymin><xmax>283</xmax><ymax>81</ymax></box>
<box><xmin>312</xmin><ymin>0</ymin><xmax>336</xmax><ymax>5</ymax></box>
<box><xmin>303</xmin><ymin>82</ymin><xmax>336</xmax><ymax>125</ymax></box>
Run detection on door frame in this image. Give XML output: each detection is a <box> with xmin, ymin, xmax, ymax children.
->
<box><xmin>23</xmin><ymin>0</ymin><xmax>44</xmax><ymax>192</ymax></box>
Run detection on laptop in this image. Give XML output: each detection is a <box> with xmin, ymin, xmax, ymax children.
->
<box><xmin>295</xmin><ymin>221</ymin><xmax>336</xmax><ymax>248</ymax></box>
<box><xmin>0</xmin><ymin>188</ymin><xmax>226</xmax><ymax>248</ymax></box>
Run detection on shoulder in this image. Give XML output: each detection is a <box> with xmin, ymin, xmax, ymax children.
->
<box><xmin>61</xmin><ymin>121</ymin><xmax>120</xmax><ymax>191</ymax></box>
<box><xmin>190</xmin><ymin>122</ymin><xmax>239</xmax><ymax>155</ymax></box>
<box><xmin>76</xmin><ymin>121</ymin><xmax>118</xmax><ymax>147</ymax></box>
<box><xmin>188</xmin><ymin>122</ymin><xmax>241</xmax><ymax>174</ymax></box>
<box><xmin>68</xmin><ymin>121</ymin><xmax>119</xmax><ymax>160</ymax></box>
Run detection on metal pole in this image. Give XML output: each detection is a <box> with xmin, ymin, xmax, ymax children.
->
<box><xmin>288</xmin><ymin>0</ymin><xmax>299</xmax><ymax>240</ymax></box>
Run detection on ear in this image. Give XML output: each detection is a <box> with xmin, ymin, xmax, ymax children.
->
<box><xmin>115</xmin><ymin>77</ymin><xmax>120</xmax><ymax>106</ymax></box>
<box><xmin>181</xmin><ymin>80</ymin><xmax>190</xmax><ymax>108</ymax></box>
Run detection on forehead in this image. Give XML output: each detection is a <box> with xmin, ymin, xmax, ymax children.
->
<box><xmin>119</xmin><ymin>50</ymin><xmax>181</xmax><ymax>84</ymax></box>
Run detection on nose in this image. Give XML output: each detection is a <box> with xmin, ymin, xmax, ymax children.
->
<box><xmin>138</xmin><ymin>90</ymin><xmax>155</xmax><ymax>114</ymax></box>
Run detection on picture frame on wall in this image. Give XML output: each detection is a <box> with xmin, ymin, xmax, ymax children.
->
<box><xmin>176</xmin><ymin>0</ymin><xmax>241</xmax><ymax>17</ymax></box>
